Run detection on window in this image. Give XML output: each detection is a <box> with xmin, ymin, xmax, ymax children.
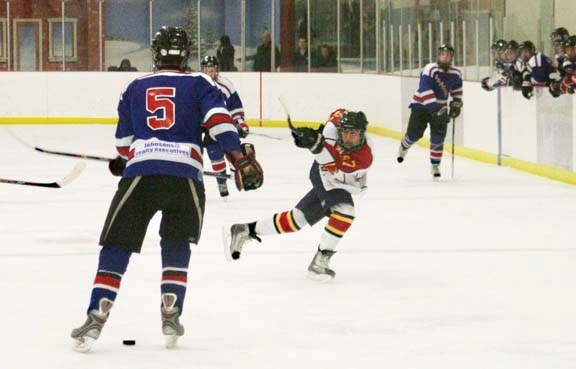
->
<box><xmin>0</xmin><ymin>19</ymin><xmax>6</xmax><ymax>62</ymax></box>
<box><xmin>48</xmin><ymin>18</ymin><xmax>78</xmax><ymax>62</ymax></box>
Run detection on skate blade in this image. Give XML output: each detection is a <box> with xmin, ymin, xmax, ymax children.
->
<box><xmin>307</xmin><ymin>271</ymin><xmax>335</xmax><ymax>282</ymax></box>
<box><xmin>221</xmin><ymin>224</ymin><xmax>233</xmax><ymax>262</ymax></box>
<box><xmin>164</xmin><ymin>334</ymin><xmax>179</xmax><ymax>349</ymax></box>
<box><xmin>73</xmin><ymin>337</ymin><xmax>96</xmax><ymax>353</ymax></box>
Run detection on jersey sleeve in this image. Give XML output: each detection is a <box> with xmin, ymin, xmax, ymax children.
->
<box><xmin>451</xmin><ymin>75</ymin><xmax>463</xmax><ymax>101</ymax></box>
<box><xmin>115</xmin><ymin>84</ymin><xmax>135</xmax><ymax>159</ymax></box>
<box><xmin>228</xmin><ymin>91</ymin><xmax>245</xmax><ymax>124</ymax></box>
<box><xmin>200</xmin><ymin>78</ymin><xmax>240</xmax><ymax>153</ymax></box>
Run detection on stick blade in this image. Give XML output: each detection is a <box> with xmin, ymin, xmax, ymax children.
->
<box><xmin>56</xmin><ymin>161</ymin><xmax>87</xmax><ymax>188</ymax></box>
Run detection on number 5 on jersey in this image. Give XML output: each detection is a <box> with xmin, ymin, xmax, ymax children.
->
<box><xmin>146</xmin><ymin>87</ymin><xmax>175</xmax><ymax>130</ymax></box>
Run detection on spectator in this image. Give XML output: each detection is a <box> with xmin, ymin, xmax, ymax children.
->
<box><xmin>314</xmin><ymin>44</ymin><xmax>337</xmax><ymax>72</ymax></box>
<box><xmin>253</xmin><ymin>31</ymin><xmax>280</xmax><ymax>72</ymax></box>
<box><xmin>292</xmin><ymin>37</ymin><xmax>309</xmax><ymax>72</ymax></box>
<box><xmin>217</xmin><ymin>35</ymin><xmax>236</xmax><ymax>71</ymax></box>
<box><xmin>108</xmin><ymin>59</ymin><xmax>138</xmax><ymax>71</ymax></box>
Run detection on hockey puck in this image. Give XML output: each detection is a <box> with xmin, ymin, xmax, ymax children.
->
<box><xmin>122</xmin><ymin>340</ymin><xmax>136</xmax><ymax>346</ymax></box>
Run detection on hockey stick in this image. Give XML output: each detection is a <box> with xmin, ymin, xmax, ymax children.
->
<box><xmin>277</xmin><ymin>95</ymin><xmax>299</xmax><ymax>133</ymax></box>
<box><xmin>7</xmin><ymin>129</ymin><xmax>231</xmax><ymax>179</ymax></box>
<box><xmin>0</xmin><ymin>161</ymin><xmax>86</xmax><ymax>188</ymax></box>
<box><xmin>250</xmin><ymin>132</ymin><xmax>283</xmax><ymax>140</ymax></box>
<box><xmin>451</xmin><ymin>116</ymin><xmax>456</xmax><ymax>179</ymax></box>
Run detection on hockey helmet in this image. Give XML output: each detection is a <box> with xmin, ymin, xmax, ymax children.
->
<box><xmin>551</xmin><ymin>27</ymin><xmax>569</xmax><ymax>42</ymax></box>
<box><xmin>200</xmin><ymin>55</ymin><xmax>219</xmax><ymax>68</ymax></box>
<box><xmin>151</xmin><ymin>26</ymin><xmax>191</xmax><ymax>71</ymax></box>
<box><xmin>518</xmin><ymin>40</ymin><xmax>536</xmax><ymax>61</ymax></box>
<box><xmin>337</xmin><ymin>111</ymin><xmax>368</xmax><ymax>152</ymax></box>
<box><xmin>564</xmin><ymin>35</ymin><xmax>576</xmax><ymax>49</ymax></box>
<box><xmin>437</xmin><ymin>43</ymin><xmax>455</xmax><ymax>70</ymax></box>
<box><xmin>491</xmin><ymin>39</ymin><xmax>507</xmax><ymax>62</ymax></box>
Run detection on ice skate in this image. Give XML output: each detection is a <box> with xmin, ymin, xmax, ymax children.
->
<box><xmin>218</xmin><ymin>182</ymin><xmax>229</xmax><ymax>199</ymax></box>
<box><xmin>431</xmin><ymin>163</ymin><xmax>441</xmax><ymax>178</ymax></box>
<box><xmin>161</xmin><ymin>293</ymin><xmax>184</xmax><ymax>349</ymax></box>
<box><xmin>222</xmin><ymin>223</ymin><xmax>260</xmax><ymax>261</ymax></box>
<box><xmin>307</xmin><ymin>248</ymin><xmax>336</xmax><ymax>280</ymax></box>
<box><xmin>71</xmin><ymin>298</ymin><xmax>113</xmax><ymax>353</ymax></box>
<box><xmin>397</xmin><ymin>145</ymin><xmax>408</xmax><ymax>163</ymax></box>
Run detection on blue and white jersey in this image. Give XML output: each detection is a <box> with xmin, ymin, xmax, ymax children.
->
<box><xmin>115</xmin><ymin>69</ymin><xmax>240</xmax><ymax>181</ymax></box>
<box><xmin>216</xmin><ymin>75</ymin><xmax>245</xmax><ymax>124</ymax></box>
<box><xmin>409</xmin><ymin>63</ymin><xmax>463</xmax><ymax>113</ymax></box>
<box><xmin>524</xmin><ymin>53</ymin><xmax>556</xmax><ymax>84</ymax></box>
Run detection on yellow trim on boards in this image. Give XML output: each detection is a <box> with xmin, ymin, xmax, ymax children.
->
<box><xmin>2</xmin><ymin>117</ymin><xmax>576</xmax><ymax>185</ymax></box>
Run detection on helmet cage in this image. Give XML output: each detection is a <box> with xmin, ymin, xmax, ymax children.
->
<box><xmin>336</xmin><ymin>111</ymin><xmax>368</xmax><ymax>152</ymax></box>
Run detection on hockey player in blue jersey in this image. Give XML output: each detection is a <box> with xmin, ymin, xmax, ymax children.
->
<box><xmin>71</xmin><ymin>26</ymin><xmax>264</xmax><ymax>352</ymax></box>
<box><xmin>518</xmin><ymin>40</ymin><xmax>556</xmax><ymax>100</ymax></box>
<box><xmin>200</xmin><ymin>55</ymin><xmax>249</xmax><ymax>198</ymax></box>
<box><xmin>551</xmin><ymin>27</ymin><xmax>570</xmax><ymax>77</ymax></box>
<box><xmin>396</xmin><ymin>44</ymin><xmax>463</xmax><ymax>178</ymax></box>
<box><xmin>481</xmin><ymin>39</ymin><xmax>511</xmax><ymax>91</ymax></box>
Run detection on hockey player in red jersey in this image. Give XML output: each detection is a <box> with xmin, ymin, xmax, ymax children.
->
<box><xmin>70</xmin><ymin>26</ymin><xmax>263</xmax><ymax>352</ymax></box>
<box><xmin>222</xmin><ymin>109</ymin><xmax>373</xmax><ymax>280</ymax></box>
<box><xmin>397</xmin><ymin>44</ymin><xmax>463</xmax><ymax>178</ymax></box>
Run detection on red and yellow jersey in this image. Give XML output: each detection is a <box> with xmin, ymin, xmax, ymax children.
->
<box><xmin>312</xmin><ymin>109</ymin><xmax>373</xmax><ymax>194</ymax></box>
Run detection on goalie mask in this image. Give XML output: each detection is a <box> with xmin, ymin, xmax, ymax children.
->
<box><xmin>151</xmin><ymin>26</ymin><xmax>191</xmax><ymax>71</ymax></box>
<box><xmin>337</xmin><ymin>111</ymin><xmax>368</xmax><ymax>152</ymax></box>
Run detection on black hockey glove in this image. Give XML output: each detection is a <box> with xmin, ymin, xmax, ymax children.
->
<box><xmin>108</xmin><ymin>156</ymin><xmax>126</xmax><ymax>177</ymax></box>
<box><xmin>292</xmin><ymin>124</ymin><xmax>325</xmax><ymax>154</ymax></box>
<box><xmin>448</xmin><ymin>100</ymin><xmax>463</xmax><ymax>119</ymax></box>
<box><xmin>522</xmin><ymin>81</ymin><xmax>533</xmax><ymax>100</ymax></box>
<box><xmin>226</xmin><ymin>143</ymin><xmax>263</xmax><ymax>191</ymax></box>
<box><xmin>430</xmin><ymin>106</ymin><xmax>449</xmax><ymax>125</ymax></box>
<box><xmin>549</xmin><ymin>80</ymin><xmax>562</xmax><ymax>98</ymax></box>
<box><xmin>480</xmin><ymin>77</ymin><xmax>494</xmax><ymax>91</ymax></box>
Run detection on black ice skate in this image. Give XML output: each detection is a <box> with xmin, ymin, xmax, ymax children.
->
<box><xmin>397</xmin><ymin>145</ymin><xmax>408</xmax><ymax>163</ymax></box>
<box><xmin>431</xmin><ymin>163</ymin><xmax>441</xmax><ymax>178</ymax></box>
<box><xmin>161</xmin><ymin>293</ymin><xmax>184</xmax><ymax>349</ymax></box>
<box><xmin>222</xmin><ymin>223</ymin><xmax>260</xmax><ymax>261</ymax></box>
<box><xmin>218</xmin><ymin>182</ymin><xmax>229</xmax><ymax>198</ymax></box>
<box><xmin>308</xmin><ymin>248</ymin><xmax>336</xmax><ymax>280</ymax></box>
<box><xmin>71</xmin><ymin>298</ymin><xmax>113</xmax><ymax>352</ymax></box>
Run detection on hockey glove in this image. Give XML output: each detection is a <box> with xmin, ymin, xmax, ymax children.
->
<box><xmin>549</xmin><ymin>80</ymin><xmax>562</xmax><ymax>98</ymax></box>
<box><xmin>511</xmin><ymin>72</ymin><xmax>523</xmax><ymax>91</ymax></box>
<box><xmin>237</xmin><ymin>120</ymin><xmax>250</xmax><ymax>138</ymax></box>
<box><xmin>448</xmin><ymin>100</ymin><xmax>463</xmax><ymax>119</ymax></box>
<box><xmin>227</xmin><ymin>143</ymin><xmax>263</xmax><ymax>191</ymax></box>
<box><xmin>480</xmin><ymin>77</ymin><xmax>494</xmax><ymax>91</ymax></box>
<box><xmin>292</xmin><ymin>125</ymin><xmax>325</xmax><ymax>154</ymax></box>
<box><xmin>108</xmin><ymin>156</ymin><xmax>126</xmax><ymax>177</ymax></box>
<box><xmin>430</xmin><ymin>106</ymin><xmax>449</xmax><ymax>125</ymax></box>
<box><xmin>522</xmin><ymin>82</ymin><xmax>533</xmax><ymax>99</ymax></box>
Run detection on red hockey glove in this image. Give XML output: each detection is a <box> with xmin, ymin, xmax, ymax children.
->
<box><xmin>226</xmin><ymin>143</ymin><xmax>263</xmax><ymax>191</ymax></box>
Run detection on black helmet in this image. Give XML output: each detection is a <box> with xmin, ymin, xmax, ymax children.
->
<box><xmin>491</xmin><ymin>39</ymin><xmax>507</xmax><ymax>52</ymax></box>
<box><xmin>564</xmin><ymin>35</ymin><xmax>576</xmax><ymax>49</ymax></box>
<box><xmin>337</xmin><ymin>111</ymin><xmax>368</xmax><ymax>152</ymax></box>
<box><xmin>200</xmin><ymin>55</ymin><xmax>219</xmax><ymax>68</ymax></box>
<box><xmin>519</xmin><ymin>41</ymin><xmax>536</xmax><ymax>55</ymax></box>
<box><xmin>551</xmin><ymin>27</ymin><xmax>569</xmax><ymax>42</ymax></box>
<box><xmin>151</xmin><ymin>26</ymin><xmax>191</xmax><ymax>71</ymax></box>
<box><xmin>437</xmin><ymin>44</ymin><xmax>455</xmax><ymax>69</ymax></box>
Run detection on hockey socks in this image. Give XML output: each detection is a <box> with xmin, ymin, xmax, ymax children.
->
<box><xmin>87</xmin><ymin>246</ymin><xmax>131</xmax><ymax>315</ymax></box>
<box><xmin>255</xmin><ymin>208</ymin><xmax>308</xmax><ymax>235</ymax></box>
<box><xmin>320</xmin><ymin>208</ymin><xmax>354</xmax><ymax>251</ymax></box>
<box><xmin>210</xmin><ymin>159</ymin><xmax>228</xmax><ymax>185</ymax></box>
<box><xmin>430</xmin><ymin>134</ymin><xmax>445</xmax><ymax>165</ymax></box>
<box><xmin>160</xmin><ymin>239</ymin><xmax>191</xmax><ymax>314</ymax></box>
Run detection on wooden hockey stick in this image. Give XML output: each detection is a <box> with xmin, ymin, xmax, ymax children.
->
<box><xmin>451</xmin><ymin>116</ymin><xmax>456</xmax><ymax>179</ymax></box>
<box><xmin>7</xmin><ymin>129</ymin><xmax>231</xmax><ymax>179</ymax></box>
<box><xmin>277</xmin><ymin>96</ymin><xmax>299</xmax><ymax>133</ymax></box>
<box><xmin>0</xmin><ymin>161</ymin><xmax>86</xmax><ymax>188</ymax></box>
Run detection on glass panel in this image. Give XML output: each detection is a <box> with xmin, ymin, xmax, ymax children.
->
<box><xmin>51</xmin><ymin>22</ymin><xmax>73</xmax><ymax>57</ymax></box>
<box><xmin>310</xmin><ymin>0</ymin><xmax>337</xmax><ymax>72</ymax></box>
<box><xmin>151</xmin><ymin>0</ymin><xmax>198</xmax><ymax>70</ymax></box>
<box><xmin>198</xmin><ymin>1</ymin><xmax>238</xmax><ymax>72</ymax></box>
<box><xmin>105</xmin><ymin>0</ymin><xmax>150</xmax><ymax>72</ymax></box>
<box><xmin>246</xmin><ymin>0</ymin><xmax>278</xmax><ymax>72</ymax></box>
<box><xmin>362</xmin><ymin>0</ymin><xmax>376</xmax><ymax>72</ymax></box>
<box><xmin>340</xmin><ymin>0</ymin><xmax>360</xmax><ymax>72</ymax></box>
